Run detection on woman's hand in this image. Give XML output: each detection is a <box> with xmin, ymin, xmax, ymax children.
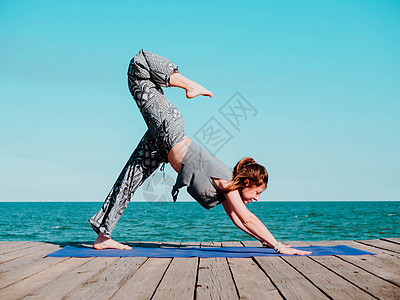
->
<box><xmin>278</xmin><ymin>245</ymin><xmax>311</xmax><ymax>255</ymax></box>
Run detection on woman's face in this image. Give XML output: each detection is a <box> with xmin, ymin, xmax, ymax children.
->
<box><xmin>239</xmin><ymin>179</ymin><xmax>266</xmax><ymax>204</ymax></box>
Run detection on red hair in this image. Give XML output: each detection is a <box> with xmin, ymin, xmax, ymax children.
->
<box><xmin>218</xmin><ymin>157</ymin><xmax>268</xmax><ymax>195</ymax></box>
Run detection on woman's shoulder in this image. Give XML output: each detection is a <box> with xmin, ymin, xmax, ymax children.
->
<box><xmin>212</xmin><ymin>178</ymin><xmax>231</xmax><ymax>190</ymax></box>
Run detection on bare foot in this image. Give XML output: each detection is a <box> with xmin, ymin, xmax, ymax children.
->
<box><xmin>186</xmin><ymin>81</ymin><xmax>213</xmax><ymax>99</ymax></box>
<box><xmin>93</xmin><ymin>232</ymin><xmax>132</xmax><ymax>250</ymax></box>
<box><xmin>170</xmin><ymin>72</ymin><xmax>213</xmax><ymax>99</ymax></box>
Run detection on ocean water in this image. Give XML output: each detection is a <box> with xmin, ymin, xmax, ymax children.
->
<box><xmin>0</xmin><ymin>201</ymin><xmax>399</xmax><ymax>243</ymax></box>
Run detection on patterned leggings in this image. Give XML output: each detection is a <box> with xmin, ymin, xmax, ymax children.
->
<box><xmin>89</xmin><ymin>50</ymin><xmax>186</xmax><ymax>238</ymax></box>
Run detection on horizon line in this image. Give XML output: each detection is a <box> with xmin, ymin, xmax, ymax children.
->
<box><xmin>0</xmin><ymin>200</ymin><xmax>399</xmax><ymax>203</ymax></box>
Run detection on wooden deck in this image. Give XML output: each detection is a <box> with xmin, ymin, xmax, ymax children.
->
<box><xmin>0</xmin><ymin>238</ymin><xmax>399</xmax><ymax>299</ymax></box>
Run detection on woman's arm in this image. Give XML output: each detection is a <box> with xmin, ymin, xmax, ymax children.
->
<box><xmin>215</xmin><ymin>179</ymin><xmax>311</xmax><ymax>255</ymax></box>
<box><xmin>221</xmin><ymin>191</ymin><xmax>278</xmax><ymax>247</ymax></box>
<box><xmin>223</xmin><ymin>204</ymin><xmax>262</xmax><ymax>241</ymax></box>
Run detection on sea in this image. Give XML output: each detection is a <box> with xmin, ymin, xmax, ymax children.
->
<box><xmin>0</xmin><ymin>201</ymin><xmax>399</xmax><ymax>243</ymax></box>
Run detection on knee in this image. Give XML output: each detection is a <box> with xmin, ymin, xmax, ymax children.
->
<box><xmin>129</xmin><ymin>49</ymin><xmax>150</xmax><ymax>79</ymax></box>
<box><xmin>133</xmin><ymin>49</ymin><xmax>145</xmax><ymax>62</ymax></box>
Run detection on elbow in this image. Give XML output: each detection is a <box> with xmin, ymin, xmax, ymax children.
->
<box><xmin>242</xmin><ymin>213</ymin><xmax>258</xmax><ymax>227</ymax></box>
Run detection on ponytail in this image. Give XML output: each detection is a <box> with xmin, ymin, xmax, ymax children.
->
<box><xmin>218</xmin><ymin>157</ymin><xmax>268</xmax><ymax>195</ymax></box>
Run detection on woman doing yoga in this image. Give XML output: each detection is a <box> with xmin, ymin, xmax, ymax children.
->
<box><xmin>89</xmin><ymin>49</ymin><xmax>311</xmax><ymax>255</ymax></box>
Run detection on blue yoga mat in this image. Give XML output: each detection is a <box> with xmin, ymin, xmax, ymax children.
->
<box><xmin>47</xmin><ymin>245</ymin><xmax>375</xmax><ymax>258</ymax></box>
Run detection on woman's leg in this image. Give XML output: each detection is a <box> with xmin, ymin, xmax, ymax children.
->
<box><xmin>128</xmin><ymin>50</ymin><xmax>213</xmax><ymax>151</ymax></box>
<box><xmin>89</xmin><ymin>130</ymin><xmax>165</xmax><ymax>249</ymax></box>
<box><xmin>129</xmin><ymin>49</ymin><xmax>212</xmax><ymax>104</ymax></box>
<box><xmin>128</xmin><ymin>49</ymin><xmax>189</xmax><ymax>156</ymax></box>
<box><xmin>89</xmin><ymin>50</ymin><xmax>178</xmax><ymax>249</ymax></box>
<box><xmin>89</xmin><ymin>50</ymin><xmax>214</xmax><ymax>249</ymax></box>
<box><xmin>170</xmin><ymin>71</ymin><xmax>213</xmax><ymax>99</ymax></box>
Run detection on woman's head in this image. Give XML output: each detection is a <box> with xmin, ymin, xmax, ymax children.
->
<box><xmin>220</xmin><ymin>157</ymin><xmax>268</xmax><ymax>204</ymax></box>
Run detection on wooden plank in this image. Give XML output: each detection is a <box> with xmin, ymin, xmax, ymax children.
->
<box><xmin>307</xmin><ymin>240</ymin><xmax>400</xmax><ymax>287</ymax></box>
<box><xmin>0</xmin><ymin>241</ymin><xmax>31</xmax><ymax>251</ymax></box>
<box><xmin>292</xmin><ymin>240</ymin><xmax>400</xmax><ymax>298</ymax></box>
<box><xmin>0</xmin><ymin>241</ymin><xmax>41</xmax><ymax>255</ymax></box>
<box><xmin>357</xmin><ymin>239</ymin><xmax>400</xmax><ymax>254</ymax></box>
<box><xmin>95</xmin><ymin>239</ymin><xmax>166</xmax><ymax>299</ymax></box>
<box><xmin>201</xmin><ymin>241</ymin><xmax>221</xmax><ymax>247</ymax></box>
<box><xmin>152</xmin><ymin>257</ymin><xmax>197</xmax><ymax>300</ymax></box>
<box><xmin>180</xmin><ymin>242</ymin><xmax>200</xmax><ymax>248</ymax></box>
<box><xmin>94</xmin><ymin>240</ymin><xmax>167</xmax><ymax>299</ymax></box>
<box><xmin>0</xmin><ymin>257</ymin><xmax>68</xmax><ymax>290</ymax></box>
<box><xmin>151</xmin><ymin>241</ymin><xmax>197</xmax><ymax>300</ymax></box>
<box><xmin>0</xmin><ymin>243</ymin><xmax>60</xmax><ymax>275</ymax></box>
<box><xmin>242</xmin><ymin>240</ymin><xmax>328</xmax><ymax>299</ymax></box>
<box><xmin>159</xmin><ymin>241</ymin><xmax>181</xmax><ymax>248</ymax></box>
<box><xmin>137</xmin><ymin>241</ymin><xmax>161</xmax><ymax>248</ymax></box>
<box><xmin>240</xmin><ymin>240</ymin><xmax>306</xmax><ymax>246</ymax></box>
<box><xmin>223</xmin><ymin>241</ymin><xmax>282</xmax><ymax>299</ymax></box>
<box><xmin>0</xmin><ymin>242</ymin><xmax>56</xmax><ymax>265</ymax></box>
<box><xmin>240</xmin><ymin>240</ymin><xmax>261</xmax><ymax>246</ymax></box>
<box><xmin>110</xmin><ymin>257</ymin><xmax>172</xmax><ymax>300</ymax></box>
<box><xmin>241</xmin><ymin>240</ymin><xmax>313</xmax><ymax>248</ymax></box>
<box><xmin>0</xmin><ymin>257</ymin><xmax>92</xmax><ymax>299</ymax></box>
<box><xmin>145</xmin><ymin>242</ymin><xmax>197</xmax><ymax>299</ymax></box>
<box><xmin>0</xmin><ymin>241</ymin><xmax>31</xmax><ymax>249</ymax></box>
<box><xmin>281</xmin><ymin>240</ymin><xmax>312</xmax><ymax>248</ymax></box>
<box><xmin>196</xmin><ymin>241</ymin><xmax>238</xmax><ymax>300</ymax></box>
<box><xmin>24</xmin><ymin>257</ymin><xmax>118</xmax><ymax>300</ymax></box>
<box><xmin>65</xmin><ymin>257</ymin><xmax>147</xmax><ymax>300</ymax></box>
<box><xmin>180</xmin><ymin>241</ymin><xmax>201</xmax><ymax>247</ymax></box>
<box><xmin>309</xmin><ymin>255</ymin><xmax>400</xmax><ymax>300</ymax></box>
<box><xmin>151</xmin><ymin>241</ymin><xmax>200</xmax><ymax>300</ymax></box>
<box><xmin>381</xmin><ymin>237</ymin><xmax>400</xmax><ymax>245</ymax></box>
<box><xmin>282</xmin><ymin>256</ymin><xmax>375</xmax><ymax>299</ymax></box>
<box><xmin>240</xmin><ymin>240</ymin><xmax>313</xmax><ymax>248</ymax></box>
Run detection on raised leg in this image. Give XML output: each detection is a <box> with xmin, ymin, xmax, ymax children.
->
<box><xmin>170</xmin><ymin>71</ymin><xmax>213</xmax><ymax>99</ymax></box>
<box><xmin>128</xmin><ymin>49</ymin><xmax>213</xmax><ymax>102</ymax></box>
<box><xmin>128</xmin><ymin>49</ymin><xmax>187</xmax><ymax>155</ymax></box>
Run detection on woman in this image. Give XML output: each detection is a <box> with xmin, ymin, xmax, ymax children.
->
<box><xmin>89</xmin><ymin>49</ymin><xmax>311</xmax><ymax>255</ymax></box>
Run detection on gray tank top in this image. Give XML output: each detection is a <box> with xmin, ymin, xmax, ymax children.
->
<box><xmin>171</xmin><ymin>141</ymin><xmax>233</xmax><ymax>209</ymax></box>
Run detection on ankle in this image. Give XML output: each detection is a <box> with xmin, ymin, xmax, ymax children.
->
<box><xmin>96</xmin><ymin>232</ymin><xmax>110</xmax><ymax>242</ymax></box>
<box><xmin>186</xmin><ymin>81</ymin><xmax>196</xmax><ymax>93</ymax></box>
<box><xmin>170</xmin><ymin>72</ymin><xmax>193</xmax><ymax>91</ymax></box>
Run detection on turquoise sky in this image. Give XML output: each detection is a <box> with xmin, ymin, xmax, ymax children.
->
<box><xmin>1</xmin><ymin>0</ymin><xmax>399</xmax><ymax>201</ymax></box>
